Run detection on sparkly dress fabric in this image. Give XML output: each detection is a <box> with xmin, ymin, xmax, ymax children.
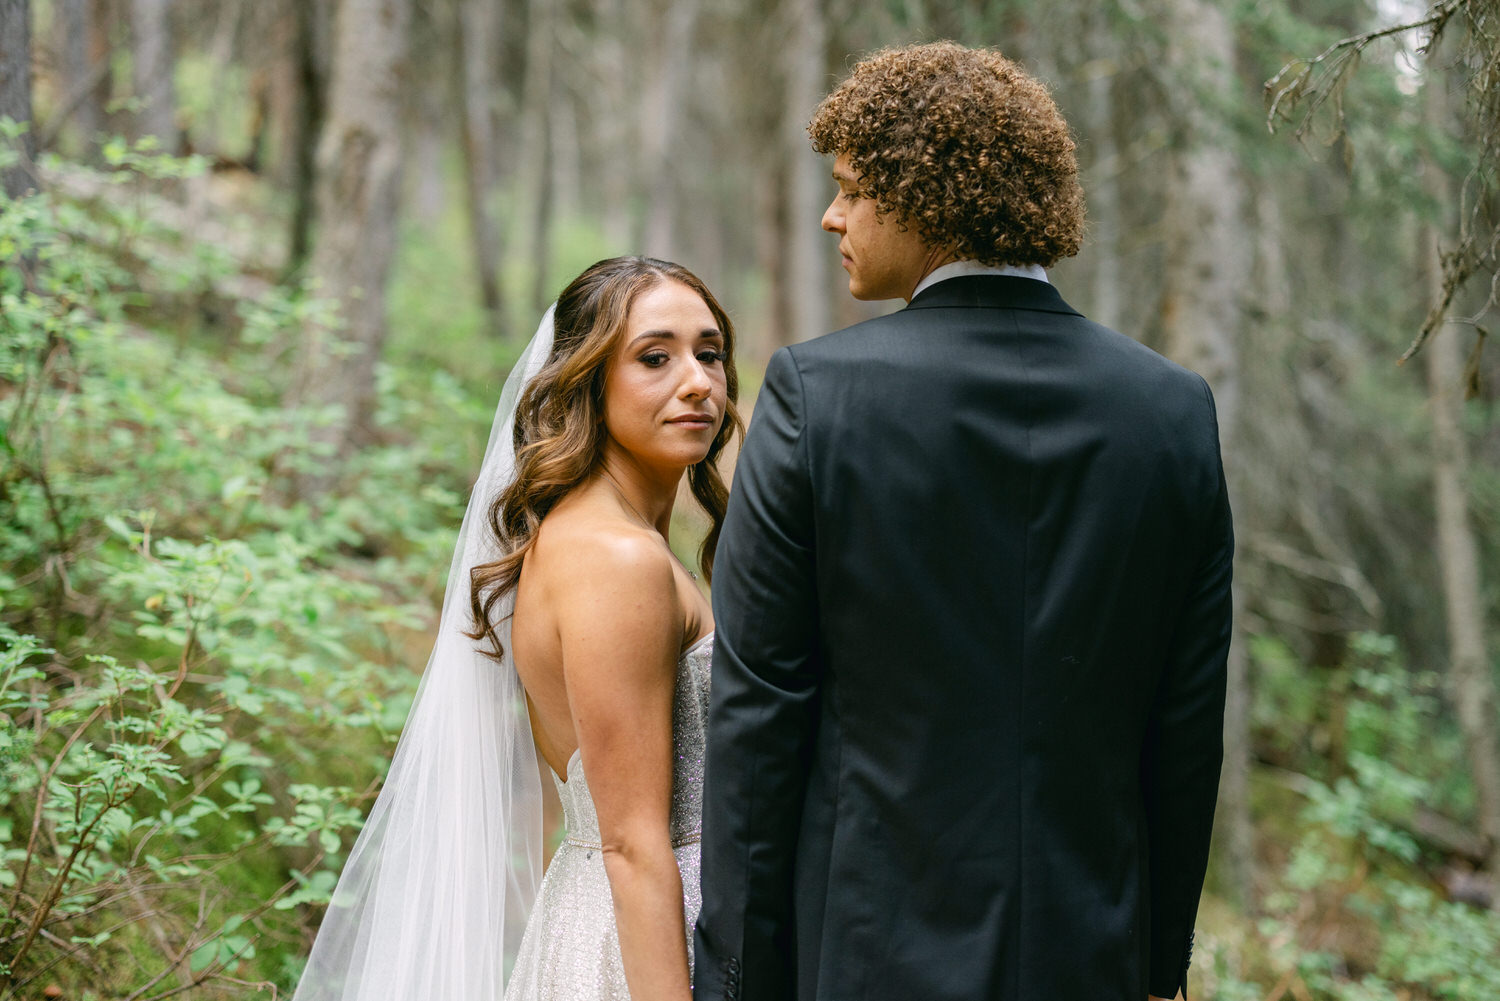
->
<box><xmin>503</xmin><ymin>633</ymin><xmax>713</xmax><ymax>1001</ymax></box>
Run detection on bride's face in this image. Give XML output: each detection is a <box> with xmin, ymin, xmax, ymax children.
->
<box><xmin>599</xmin><ymin>280</ymin><xmax>729</xmax><ymax>475</ymax></box>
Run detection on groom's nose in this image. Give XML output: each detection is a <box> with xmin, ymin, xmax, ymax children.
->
<box><xmin>821</xmin><ymin>197</ymin><xmax>843</xmax><ymax>233</ymax></box>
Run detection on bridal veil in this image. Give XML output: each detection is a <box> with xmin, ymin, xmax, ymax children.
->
<box><xmin>291</xmin><ymin>308</ymin><xmax>557</xmax><ymax>1000</ymax></box>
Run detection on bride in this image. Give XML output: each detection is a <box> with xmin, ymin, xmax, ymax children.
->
<box><xmin>291</xmin><ymin>256</ymin><xmax>741</xmax><ymax>1001</ymax></box>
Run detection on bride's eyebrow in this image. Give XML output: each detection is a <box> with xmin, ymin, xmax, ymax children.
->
<box><xmin>628</xmin><ymin>331</ymin><xmax>676</xmax><ymax>346</ymax></box>
<box><xmin>628</xmin><ymin>329</ymin><xmax>722</xmax><ymax>347</ymax></box>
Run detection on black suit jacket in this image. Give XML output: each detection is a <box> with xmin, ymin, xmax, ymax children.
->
<box><xmin>694</xmin><ymin>277</ymin><xmax>1231</xmax><ymax>1001</ymax></box>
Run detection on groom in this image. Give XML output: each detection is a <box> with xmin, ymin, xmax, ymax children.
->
<box><xmin>696</xmin><ymin>42</ymin><xmax>1232</xmax><ymax>1001</ymax></box>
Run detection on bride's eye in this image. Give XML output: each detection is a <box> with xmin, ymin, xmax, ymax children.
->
<box><xmin>697</xmin><ymin>349</ymin><xmax>726</xmax><ymax>364</ymax></box>
<box><xmin>639</xmin><ymin>352</ymin><xmax>669</xmax><ymax>367</ymax></box>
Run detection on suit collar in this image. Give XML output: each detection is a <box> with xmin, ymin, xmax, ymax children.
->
<box><xmin>904</xmin><ymin>275</ymin><xmax>1083</xmax><ymax>316</ymax></box>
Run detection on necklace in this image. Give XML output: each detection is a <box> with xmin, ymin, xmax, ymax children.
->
<box><xmin>605</xmin><ymin>476</ymin><xmax>700</xmax><ymax>582</ymax></box>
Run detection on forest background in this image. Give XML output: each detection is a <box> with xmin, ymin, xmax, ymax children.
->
<box><xmin>2</xmin><ymin>0</ymin><xmax>1499</xmax><ymax>998</ymax></box>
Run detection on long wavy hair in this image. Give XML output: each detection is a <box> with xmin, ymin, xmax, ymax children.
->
<box><xmin>467</xmin><ymin>256</ymin><xmax>743</xmax><ymax>661</ymax></box>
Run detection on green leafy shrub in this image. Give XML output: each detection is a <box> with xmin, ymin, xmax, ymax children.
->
<box><xmin>1</xmin><ymin>133</ymin><xmax>491</xmax><ymax>998</ymax></box>
<box><xmin>1197</xmin><ymin>635</ymin><xmax>1500</xmax><ymax>1001</ymax></box>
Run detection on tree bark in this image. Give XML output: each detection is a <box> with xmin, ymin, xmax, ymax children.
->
<box><xmin>52</xmin><ymin>0</ymin><xmax>104</xmax><ymax>152</ymax></box>
<box><xmin>129</xmin><ymin>0</ymin><xmax>177</xmax><ymax>151</ymax></box>
<box><xmin>1424</xmin><ymin>293</ymin><xmax>1500</xmax><ymax>878</ymax></box>
<box><xmin>0</xmin><ymin>0</ymin><xmax>37</xmax><ymax>297</ymax></box>
<box><xmin>0</xmin><ymin>0</ymin><xmax>36</xmax><ymax>201</ymax></box>
<box><xmin>777</xmin><ymin>0</ymin><xmax>830</xmax><ymax>347</ymax></box>
<box><xmin>550</xmin><ymin>71</ymin><xmax>581</xmax><ymax>228</ymax></box>
<box><xmin>1421</xmin><ymin>70</ymin><xmax>1500</xmax><ymax>879</ymax></box>
<box><xmin>292</xmin><ymin>0</ymin><xmax>412</xmax><ymax>470</ymax></box>
<box><xmin>519</xmin><ymin>0</ymin><xmax>554</xmax><ymax>312</ymax></box>
<box><xmin>1157</xmin><ymin>0</ymin><xmax>1254</xmax><ymax>909</ymax></box>
<box><xmin>1079</xmin><ymin>12</ymin><xmax>1122</xmax><ymax>331</ymax></box>
<box><xmin>760</xmin><ymin>148</ymin><xmax>791</xmax><ymax>363</ymax></box>
<box><xmin>88</xmin><ymin>0</ymin><xmax>115</xmax><ymax>140</ymax></box>
<box><xmin>592</xmin><ymin>0</ymin><xmax>632</xmax><ymax>250</ymax></box>
<box><xmin>639</xmin><ymin>0</ymin><xmax>699</xmax><ymax>259</ymax></box>
<box><xmin>284</xmin><ymin>0</ymin><xmax>329</xmax><ymax>275</ymax></box>
<box><xmin>407</xmin><ymin>95</ymin><xmax>447</xmax><ymax>224</ymax></box>
<box><xmin>454</xmin><ymin>0</ymin><xmax>504</xmax><ymax>334</ymax></box>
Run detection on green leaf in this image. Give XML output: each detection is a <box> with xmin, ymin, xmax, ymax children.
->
<box><xmin>189</xmin><ymin>940</ymin><xmax>219</xmax><ymax>973</ymax></box>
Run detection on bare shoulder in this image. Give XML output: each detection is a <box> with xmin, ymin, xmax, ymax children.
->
<box><xmin>532</xmin><ymin>503</ymin><xmax>673</xmax><ymax>585</ymax></box>
<box><xmin>529</xmin><ymin>500</ymin><xmax>680</xmax><ymax>630</ymax></box>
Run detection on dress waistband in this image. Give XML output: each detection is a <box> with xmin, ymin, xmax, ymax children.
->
<box><xmin>563</xmin><ymin>831</ymin><xmax>701</xmax><ymax>851</ymax></box>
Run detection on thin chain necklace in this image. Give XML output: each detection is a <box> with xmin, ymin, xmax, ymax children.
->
<box><xmin>604</xmin><ymin>474</ymin><xmax>700</xmax><ymax>582</ymax></box>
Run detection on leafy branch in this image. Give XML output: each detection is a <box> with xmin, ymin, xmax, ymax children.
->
<box><xmin>1266</xmin><ymin>0</ymin><xmax>1500</xmax><ymax>365</ymax></box>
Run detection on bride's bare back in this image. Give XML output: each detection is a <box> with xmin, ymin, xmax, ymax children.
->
<box><xmin>510</xmin><ymin>479</ymin><xmax>711</xmax><ymax>781</ymax></box>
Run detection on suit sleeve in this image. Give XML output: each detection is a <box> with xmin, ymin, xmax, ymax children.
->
<box><xmin>1143</xmin><ymin>377</ymin><xmax>1233</xmax><ymax>999</ymax></box>
<box><xmin>694</xmin><ymin>347</ymin><xmax>819</xmax><ymax>1001</ymax></box>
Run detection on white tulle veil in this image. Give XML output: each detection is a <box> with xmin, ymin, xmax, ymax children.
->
<box><xmin>291</xmin><ymin>307</ymin><xmax>557</xmax><ymax>1001</ymax></box>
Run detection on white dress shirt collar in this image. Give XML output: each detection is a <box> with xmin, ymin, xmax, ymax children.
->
<box><xmin>910</xmin><ymin>260</ymin><xmax>1049</xmax><ymax>301</ymax></box>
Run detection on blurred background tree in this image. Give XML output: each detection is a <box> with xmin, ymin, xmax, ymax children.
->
<box><xmin>2</xmin><ymin>0</ymin><xmax>1498</xmax><ymax>997</ymax></box>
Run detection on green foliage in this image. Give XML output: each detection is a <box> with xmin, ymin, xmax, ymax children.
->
<box><xmin>1198</xmin><ymin>635</ymin><xmax>1500</xmax><ymax>1001</ymax></box>
<box><xmin>1252</xmin><ymin>632</ymin><xmax>1473</xmax><ymax>819</ymax></box>
<box><xmin>0</xmin><ymin>134</ymin><xmax>482</xmax><ymax>997</ymax></box>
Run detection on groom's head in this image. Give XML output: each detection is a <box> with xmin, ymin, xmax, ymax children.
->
<box><xmin>810</xmin><ymin>42</ymin><xmax>1085</xmax><ymax>301</ymax></box>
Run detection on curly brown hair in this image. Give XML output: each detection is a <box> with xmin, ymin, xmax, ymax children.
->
<box><xmin>467</xmin><ymin>257</ymin><xmax>743</xmax><ymax>661</ymax></box>
<box><xmin>809</xmin><ymin>42</ymin><xmax>1085</xmax><ymax>268</ymax></box>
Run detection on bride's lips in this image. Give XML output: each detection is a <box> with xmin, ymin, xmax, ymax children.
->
<box><xmin>667</xmin><ymin>412</ymin><xmax>715</xmax><ymax>430</ymax></box>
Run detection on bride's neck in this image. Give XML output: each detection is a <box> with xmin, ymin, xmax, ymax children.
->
<box><xmin>595</xmin><ymin>451</ymin><xmax>681</xmax><ymax>537</ymax></box>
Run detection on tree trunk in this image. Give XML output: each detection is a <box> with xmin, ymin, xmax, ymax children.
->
<box><xmin>0</xmin><ymin>0</ymin><xmax>36</xmax><ymax>202</ymax></box>
<box><xmin>550</xmin><ymin>74</ymin><xmax>581</xmax><ymax>227</ymax></box>
<box><xmin>1</xmin><ymin>0</ymin><xmax>36</xmax><ymax>296</ymax></box>
<box><xmin>292</xmin><ymin>0</ymin><xmax>411</xmax><ymax>470</ymax></box>
<box><xmin>760</xmin><ymin>148</ymin><xmax>791</xmax><ymax>363</ymax></box>
<box><xmin>1081</xmin><ymin>50</ymin><xmax>1121</xmax><ymax>330</ymax></box>
<box><xmin>52</xmin><ymin>0</ymin><xmax>104</xmax><ymax>152</ymax></box>
<box><xmin>408</xmin><ymin>97</ymin><xmax>447</xmax><ymax>224</ymax></box>
<box><xmin>777</xmin><ymin>0</ymin><xmax>829</xmax><ymax>347</ymax></box>
<box><xmin>1421</xmin><ymin>71</ymin><xmax>1500</xmax><ymax>879</ymax></box>
<box><xmin>88</xmin><ymin>0</ymin><xmax>115</xmax><ymax>140</ymax></box>
<box><xmin>1423</xmin><ymin>310</ymin><xmax>1500</xmax><ymax>876</ymax></box>
<box><xmin>1157</xmin><ymin>0</ymin><xmax>1254</xmax><ymax>909</ymax></box>
<box><xmin>592</xmin><ymin>0</ymin><xmax>632</xmax><ymax>250</ymax></box>
<box><xmin>454</xmin><ymin>0</ymin><xmax>504</xmax><ymax>335</ymax></box>
<box><xmin>639</xmin><ymin>0</ymin><xmax>699</xmax><ymax>259</ymax></box>
<box><xmin>519</xmin><ymin>0</ymin><xmax>554</xmax><ymax>312</ymax></box>
<box><xmin>129</xmin><ymin>0</ymin><xmax>177</xmax><ymax>151</ymax></box>
<box><xmin>284</xmin><ymin>0</ymin><xmax>329</xmax><ymax>275</ymax></box>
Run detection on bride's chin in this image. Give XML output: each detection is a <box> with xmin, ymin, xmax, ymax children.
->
<box><xmin>669</xmin><ymin>452</ymin><xmax>712</xmax><ymax>474</ymax></box>
<box><xmin>614</xmin><ymin>445</ymin><xmax>712</xmax><ymax>478</ymax></box>
<box><xmin>652</xmin><ymin>439</ymin><xmax>716</xmax><ymax>469</ymax></box>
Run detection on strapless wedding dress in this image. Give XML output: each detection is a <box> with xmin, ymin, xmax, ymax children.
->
<box><xmin>503</xmin><ymin>633</ymin><xmax>713</xmax><ymax>1000</ymax></box>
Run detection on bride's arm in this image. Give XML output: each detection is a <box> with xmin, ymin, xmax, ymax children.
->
<box><xmin>559</xmin><ymin>533</ymin><xmax>691</xmax><ymax>1001</ymax></box>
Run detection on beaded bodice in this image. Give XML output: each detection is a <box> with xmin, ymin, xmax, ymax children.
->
<box><xmin>551</xmin><ymin>633</ymin><xmax>714</xmax><ymax>848</ymax></box>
